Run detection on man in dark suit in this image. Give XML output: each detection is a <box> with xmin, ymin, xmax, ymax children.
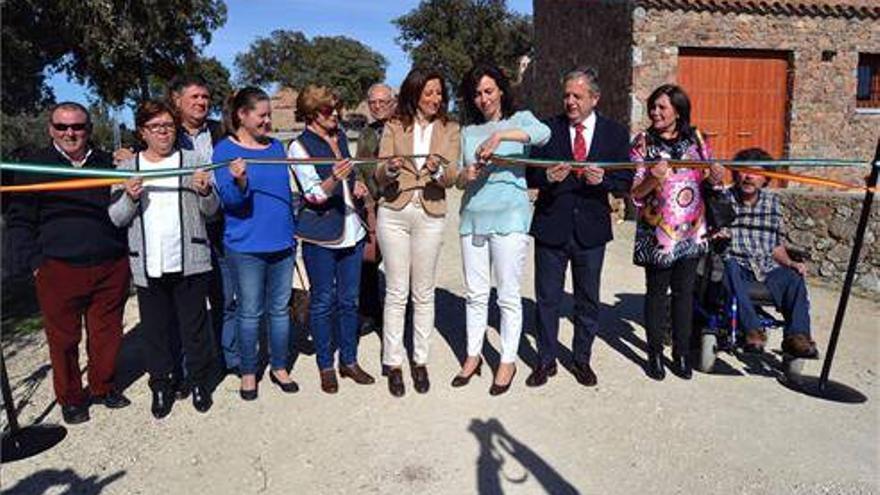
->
<box><xmin>525</xmin><ymin>67</ymin><xmax>632</xmax><ymax>387</ymax></box>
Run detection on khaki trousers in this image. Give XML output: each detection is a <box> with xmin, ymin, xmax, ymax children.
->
<box><xmin>377</xmin><ymin>202</ymin><xmax>446</xmax><ymax>366</ymax></box>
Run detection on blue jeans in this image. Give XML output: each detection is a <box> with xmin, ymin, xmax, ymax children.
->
<box><xmin>229</xmin><ymin>248</ymin><xmax>294</xmax><ymax>375</ymax></box>
<box><xmin>302</xmin><ymin>240</ymin><xmax>364</xmax><ymax>370</ymax></box>
<box><xmin>214</xmin><ymin>250</ymin><xmax>240</xmax><ymax>370</ymax></box>
<box><xmin>724</xmin><ymin>259</ymin><xmax>811</xmax><ymax>336</ymax></box>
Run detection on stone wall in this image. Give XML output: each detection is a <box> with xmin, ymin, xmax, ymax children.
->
<box><xmin>778</xmin><ymin>189</ymin><xmax>880</xmax><ymax>295</ymax></box>
<box><xmin>632</xmin><ymin>6</ymin><xmax>880</xmax><ymax>178</ymax></box>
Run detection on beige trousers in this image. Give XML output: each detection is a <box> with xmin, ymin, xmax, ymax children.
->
<box><xmin>377</xmin><ymin>202</ymin><xmax>446</xmax><ymax>367</ymax></box>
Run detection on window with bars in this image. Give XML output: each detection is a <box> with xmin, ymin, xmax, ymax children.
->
<box><xmin>856</xmin><ymin>53</ymin><xmax>880</xmax><ymax>109</ymax></box>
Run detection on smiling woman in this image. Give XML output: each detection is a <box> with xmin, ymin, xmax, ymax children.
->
<box><xmin>108</xmin><ymin>99</ymin><xmax>220</xmax><ymax>418</ymax></box>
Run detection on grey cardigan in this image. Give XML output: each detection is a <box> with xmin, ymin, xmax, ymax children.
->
<box><xmin>108</xmin><ymin>149</ymin><xmax>219</xmax><ymax>287</ymax></box>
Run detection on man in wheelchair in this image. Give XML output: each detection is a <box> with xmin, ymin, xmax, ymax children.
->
<box><xmin>718</xmin><ymin>148</ymin><xmax>818</xmax><ymax>358</ymax></box>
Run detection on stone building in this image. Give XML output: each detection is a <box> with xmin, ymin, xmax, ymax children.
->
<box><xmin>528</xmin><ymin>0</ymin><xmax>880</xmax><ymax>166</ymax></box>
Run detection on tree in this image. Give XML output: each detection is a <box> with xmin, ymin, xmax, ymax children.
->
<box><xmin>1</xmin><ymin>0</ymin><xmax>227</xmax><ymax>113</ymax></box>
<box><xmin>393</xmin><ymin>0</ymin><xmax>532</xmax><ymax>91</ymax></box>
<box><xmin>235</xmin><ymin>30</ymin><xmax>388</xmax><ymax>108</ymax></box>
<box><xmin>149</xmin><ymin>56</ymin><xmax>234</xmax><ymax>114</ymax></box>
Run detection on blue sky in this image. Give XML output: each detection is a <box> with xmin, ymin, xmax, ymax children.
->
<box><xmin>49</xmin><ymin>0</ymin><xmax>533</xmax><ymax>108</ymax></box>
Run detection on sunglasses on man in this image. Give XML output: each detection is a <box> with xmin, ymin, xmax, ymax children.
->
<box><xmin>51</xmin><ymin>122</ymin><xmax>89</xmax><ymax>132</ymax></box>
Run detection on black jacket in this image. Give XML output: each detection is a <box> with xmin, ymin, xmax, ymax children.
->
<box><xmin>526</xmin><ymin>113</ymin><xmax>632</xmax><ymax>248</ymax></box>
<box><xmin>5</xmin><ymin>145</ymin><xmax>128</xmax><ymax>274</ymax></box>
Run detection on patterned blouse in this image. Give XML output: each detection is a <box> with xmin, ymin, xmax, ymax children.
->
<box><xmin>630</xmin><ymin>129</ymin><xmax>711</xmax><ymax>268</ymax></box>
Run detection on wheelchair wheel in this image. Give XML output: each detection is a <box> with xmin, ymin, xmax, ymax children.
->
<box><xmin>697</xmin><ymin>333</ymin><xmax>718</xmax><ymax>373</ymax></box>
<box><xmin>782</xmin><ymin>355</ymin><xmax>805</xmax><ymax>380</ymax></box>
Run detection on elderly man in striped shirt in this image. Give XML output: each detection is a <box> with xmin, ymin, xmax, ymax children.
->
<box><xmin>722</xmin><ymin>148</ymin><xmax>818</xmax><ymax>358</ymax></box>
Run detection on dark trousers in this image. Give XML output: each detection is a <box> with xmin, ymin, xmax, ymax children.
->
<box><xmin>534</xmin><ymin>238</ymin><xmax>606</xmax><ymax>367</ymax></box>
<box><xmin>35</xmin><ymin>256</ymin><xmax>130</xmax><ymax>406</ymax></box>
<box><xmin>359</xmin><ymin>260</ymin><xmax>382</xmax><ymax>323</ymax></box>
<box><xmin>724</xmin><ymin>260</ymin><xmax>811</xmax><ymax>336</ymax></box>
<box><xmin>644</xmin><ymin>257</ymin><xmax>699</xmax><ymax>355</ymax></box>
<box><xmin>136</xmin><ymin>272</ymin><xmax>216</xmax><ymax>390</ymax></box>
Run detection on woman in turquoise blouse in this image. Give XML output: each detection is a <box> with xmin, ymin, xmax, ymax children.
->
<box><xmin>453</xmin><ymin>64</ymin><xmax>550</xmax><ymax>395</ymax></box>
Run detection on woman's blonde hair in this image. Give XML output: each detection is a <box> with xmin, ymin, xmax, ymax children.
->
<box><xmin>296</xmin><ymin>85</ymin><xmax>339</xmax><ymax>124</ymax></box>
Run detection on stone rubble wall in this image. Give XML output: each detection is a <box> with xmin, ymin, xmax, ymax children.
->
<box><xmin>778</xmin><ymin>189</ymin><xmax>879</xmax><ymax>295</ymax></box>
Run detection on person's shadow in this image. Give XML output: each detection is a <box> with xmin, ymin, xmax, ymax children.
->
<box><xmin>469</xmin><ymin>418</ymin><xmax>581</xmax><ymax>494</ymax></box>
<box><xmin>3</xmin><ymin>468</ymin><xmax>125</xmax><ymax>495</ymax></box>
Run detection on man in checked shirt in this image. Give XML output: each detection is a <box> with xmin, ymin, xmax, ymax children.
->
<box><xmin>721</xmin><ymin>148</ymin><xmax>818</xmax><ymax>358</ymax></box>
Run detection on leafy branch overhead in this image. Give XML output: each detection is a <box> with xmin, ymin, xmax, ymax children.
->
<box><xmin>1</xmin><ymin>0</ymin><xmax>228</xmax><ymax>112</ymax></box>
<box><xmin>393</xmin><ymin>0</ymin><xmax>532</xmax><ymax>90</ymax></box>
<box><xmin>235</xmin><ymin>30</ymin><xmax>388</xmax><ymax>108</ymax></box>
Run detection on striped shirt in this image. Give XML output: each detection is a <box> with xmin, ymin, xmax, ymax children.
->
<box><xmin>726</xmin><ymin>188</ymin><xmax>784</xmax><ymax>281</ymax></box>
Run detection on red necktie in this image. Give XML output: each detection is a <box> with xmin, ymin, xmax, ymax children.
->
<box><xmin>573</xmin><ymin>123</ymin><xmax>587</xmax><ymax>177</ymax></box>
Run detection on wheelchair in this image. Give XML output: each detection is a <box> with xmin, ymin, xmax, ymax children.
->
<box><xmin>692</xmin><ymin>240</ymin><xmax>814</xmax><ymax>378</ymax></box>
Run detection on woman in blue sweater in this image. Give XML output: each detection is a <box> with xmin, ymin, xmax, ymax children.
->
<box><xmin>453</xmin><ymin>64</ymin><xmax>550</xmax><ymax>395</ymax></box>
<box><xmin>213</xmin><ymin>87</ymin><xmax>298</xmax><ymax>400</ymax></box>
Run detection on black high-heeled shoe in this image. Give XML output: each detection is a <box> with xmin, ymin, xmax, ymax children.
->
<box><xmin>489</xmin><ymin>365</ymin><xmax>517</xmax><ymax>396</ymax></box>
<box><xmin>451</xmin><ymin>357</ymin><xmax>483</xmax><ymax>388</ymax></box>
<box><xmin>270</xmin><ymin>371</ymin><xmax>300</xmax><ymax>393</ymax></box>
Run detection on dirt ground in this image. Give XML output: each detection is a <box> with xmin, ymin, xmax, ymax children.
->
<box><xmin>2</xmin><ymin>191</ymin><xmax>879</xmax><ymax>494</ymax></box>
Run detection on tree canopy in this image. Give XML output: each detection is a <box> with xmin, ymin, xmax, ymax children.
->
<box><xmin>235</xmin><ymin>30</ymin><xmax>388</xmax><ymax>108</ymax></box>
<box><xmin>393</xmin><ymin>0</ymin><xmax>532</xmax><ymax>92</ymax></box>
<box><xmin>1</xmin><ymin>0</ymin><xmax>227</xmax><ymax>113</ymax></box>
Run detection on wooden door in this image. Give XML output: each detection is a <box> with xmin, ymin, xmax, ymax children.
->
<box><xmin>678</xmin><ymin>49</ymin><xmax>789</xmax><ymax>160</ymax></box>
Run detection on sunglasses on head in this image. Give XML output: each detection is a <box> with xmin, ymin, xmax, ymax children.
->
<box><xmin>51</xmin><ymin>122</ymin><xmax>89</xmax><ymax>132</ymax></box>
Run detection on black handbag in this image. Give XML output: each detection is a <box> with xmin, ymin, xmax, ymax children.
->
<box><xmin>703</xmin><ymin>184</ymin><xmax>737</xmax><ymax>233</ymax></box>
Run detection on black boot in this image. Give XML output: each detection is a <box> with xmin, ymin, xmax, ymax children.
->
<box><xmin>646</xmin><ymin>352</ymin><xmax>666</xmax><ymax>381</ymax></box>
<box><xmin>151</xmin><ymin>384</ymin><xmax>175</xmax><ymax>419</ymax></box>
<box><xmin>673</xmin><ymin>353</ymin><xmax>692</xmax><ymax>380</ymax></box>
<box><xmin>191</xmin><ymin>385</ymin><xmax>213</xmax><ymax>413</ymax></box>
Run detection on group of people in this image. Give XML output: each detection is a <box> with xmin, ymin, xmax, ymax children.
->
<box><xmin>5</xmin><ymin>63</ymin><xmax>818</xmax><ymax>425</ymax></box>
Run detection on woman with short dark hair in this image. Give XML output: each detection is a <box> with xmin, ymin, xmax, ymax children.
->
<box><xmin>453</xmin><ymin>64</ymin><xmax>550</xmax><ymax>395</ymax></box>
<box><xmin>374</xmin><ymin>67</ymin><xmax>460</xmax><ymax>397</ymax></box>
<box><xmin>109</xmin><ymin>99</ymin><xmax>219</xmax><ymax>417</ymax></box>
<box><xmin>630</xmin><ymin>84</ymin><xmax>725</xmax><ymax>381</ymax></box>
<box><xmin>213</xmin><ymin>87</ymin><xmax>298</xmax><ymax>401</ymax></box>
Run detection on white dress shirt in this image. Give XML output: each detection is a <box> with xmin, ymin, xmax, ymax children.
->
<box><xmin>288</xmin><ymin>140</ymin><xmax>365</xmax><ymax>249</ymax></box>
<box><xmin>139</xmin><ymin>152</ymin><xmax>182</xmax><ymax>277</ymax></box>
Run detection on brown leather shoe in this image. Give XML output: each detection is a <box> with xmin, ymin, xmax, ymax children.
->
<box><xmin>743</xmin><ymin>329</ymin><xmax>767</xmax><ymax>353</ymax></box>
<box><xmin>412</xmin><ymin>365</ymin><xmax>430</xmax><ymax>394</ymax></box>
<box><xmin>339</xmin><ymin>364</ymin><xmax>375</xmax><ymax>385</ymax></box>
<box><xmin>782</xmin><ymin>334</ymin><xmax>819</xmax><ymax>358</ymax></box>
<box><xmin>387</xmin><ymin>368</ymin><xmax>405</xmax><ymax>397</ymax></box>
<box><xmin>319</xmin><ymin>369</ymin><xmax>338</xmax><ymax>394</ymax></box>
<box><xmin>572</xmin><ymin>362</ymin><xmax>597</xmax><ymax>387</ymax></box>
<box><xmin>525</xmin><ymin>363</ymin><xmax>557</xmax><ymax>387</ymax></box>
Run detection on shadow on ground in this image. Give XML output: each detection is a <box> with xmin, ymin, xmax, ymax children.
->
<box><xmin>469</xmin><ymin>418</ymin><xmax>581</xmax><ymax>494</ymax></box>
<box><xmin>3</xmin><ymin>468</ymin><xmax>125</xmax><ymax>495</ymax></box>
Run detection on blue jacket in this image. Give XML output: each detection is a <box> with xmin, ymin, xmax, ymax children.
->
<box><xmin>526</xmin><ymin>113</ymin><xmax>632</xmax><ymax>248</ymax></box>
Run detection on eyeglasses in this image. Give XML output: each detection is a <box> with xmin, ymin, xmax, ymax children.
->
<box><xmin>143</xmin><ymin>122</ymin><xmax>177</xmax><ymax>133</ymax></box>
<box><xmin>368</xmin><ymin>98</ymin><xmax>393</xmax><ymax>106</ymax></box>
<box><xmin>51</xmin><ymin>122</ymin><xmax>89</xmax><ymax>132</ymax></box>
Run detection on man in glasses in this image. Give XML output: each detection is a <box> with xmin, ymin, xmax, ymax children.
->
<box><xmin>355</xmin><ymin>83</ymin><xmax>397</xmax><ymax>336</ymax></box>
<box><xmin>6</xmin><ymin>102</ymin><xmax>131</xmax><ymax>424</ymax></box>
